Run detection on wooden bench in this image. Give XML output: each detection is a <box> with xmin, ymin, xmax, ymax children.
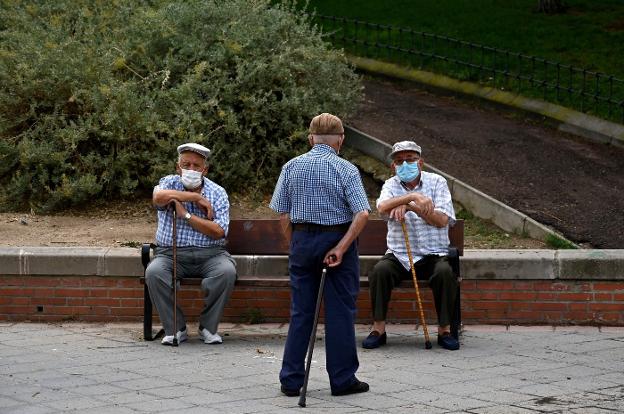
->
<box><xmin>141</xmin><ymin>218</ymin><xmax>464</xmax><ymax>340</ymax></box>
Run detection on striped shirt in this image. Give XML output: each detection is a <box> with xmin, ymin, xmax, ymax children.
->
<box><xmin>270</xmin><ymin>144</ymin><xmax>370</xmax><ymax>225</ymax></box>
<box><xmin>379</xmin><ymin>172</ymin><xmax>456</xmax><ymax>271</ymax></box>
<box><xmin>154</xmin><ymin>174</ymin><xmax>229</xmax><ymax>247</ymax></box>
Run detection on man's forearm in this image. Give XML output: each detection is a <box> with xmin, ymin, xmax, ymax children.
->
<box><xmin>186</xmin><ymin>215</ymin><xmax>226</xmax><ymax>239</ymax></box>
<box><xmin>377</xmin><ymin>194</ymin><xmax>414</xmax><ymax>215</ymax></box>
<box><xmin>279</xmin><ymin>213</ymin><xmax>291</xmax><ymax>244</ymax></box>
<box><xmin>335</xmin><ymin>210</ymin><xmax>369</xmax><ymax>252</ymax></box>
<box><xmin>153</xmin><ymin>190</ymin><xmax>199</xmax><ymax>207</ymax></box>
<box><xmin>410</xmin><ymin>207</ymin><xmax>449</xmax><ymax>228</ymax></box>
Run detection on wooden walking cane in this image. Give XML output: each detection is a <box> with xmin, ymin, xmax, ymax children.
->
<box><xmin>401</xmin><ymin>220</ymin><xmax>432</xmax><ymax>349</ymax></box>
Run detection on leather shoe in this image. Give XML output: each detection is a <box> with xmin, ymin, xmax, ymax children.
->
<box><xmin>437</xmin><ymin>332</ymin><xmax>460</xmax><ymax>350</ymax></box>
<box><xmin>331</xmin><ymin>379</ymin><xmax>370</xmax><ymax>396</ymax></box>
<box><xmin>362</xmin><ymin>330</ymin><xmax>387</xmax><ymax>349</ymax></box>
<box><xmin>280</xmin><ymin>384</ymin><xmax>300</xmax><ymax>397</ymax></box>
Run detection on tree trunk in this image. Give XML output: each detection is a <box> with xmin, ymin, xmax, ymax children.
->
<box><xmin>537</xmin><ymin>0</ymin><xmax>565</xmax><ymax>14</ymax></box>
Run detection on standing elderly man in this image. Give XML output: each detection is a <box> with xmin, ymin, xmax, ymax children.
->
<box><xmin>270</xmin><ymin>113</ymin><xmax>371</xmax><ymax>397</ymax></box>
<box><xmin>362</xmin><ymin>140</ymin><xmax>460</xmax><ymax>351</ymax></box>
<box><xmin>145</xmin><ymin>143</ymin><xmax>237</xmax><ymax>346</ymax></box>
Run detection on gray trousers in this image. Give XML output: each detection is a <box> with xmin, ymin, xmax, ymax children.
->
<box><xmin>145</xmin><ymin>246</ymin><xmax>237</xmax><ymax>335</ymax></box>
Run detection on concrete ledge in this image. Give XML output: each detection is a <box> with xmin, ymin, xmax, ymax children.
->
<box><xmin>462</xmin><ymin>250</ymin><xmax>557</xmax><ymax>280</ymax></box>
<box><xmin>0</xmin><ymin>247</ymin><xmax>136</xmax><ymax>277</ymax></box>
<box><xmin>1</xmin><ymin>247</ymin><xmax>623</xmax><ymax>281</ymax></box>
<box><xmin>558</xmin><ymin>249</ymin><xmax>624</xmax><ymax>280</ymax></box>
<box><xmin>349</xmin><ymin>55</ymin><xmax>624</xmax><ymax>147</ymax></box>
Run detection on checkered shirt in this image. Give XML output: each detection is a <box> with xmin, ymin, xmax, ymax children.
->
<box><xmin>270</xmin><ymin>144</ymin><xmax>370</xmax><ymax>225</ymax></box>
<box><xmin>378</xmin><ymin>172</ymin><xmax>456</xmax><ymax>271</ymax></box>
<box><xmin>154</xmin><ymin>174</ymin><xmax>229</xmax><ymax>247</ymax></box>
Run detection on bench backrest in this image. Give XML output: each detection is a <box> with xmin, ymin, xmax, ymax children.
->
<box><xmin>227</xmin><ymin>219</ymin><xmax>464</xmax><ymax>256</ymax></box>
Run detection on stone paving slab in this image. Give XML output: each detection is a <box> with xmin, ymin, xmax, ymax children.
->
<box><xmin>1</xmin><ymin>323</ymin><xmax>623</xmax><ymax>413</ymax></box>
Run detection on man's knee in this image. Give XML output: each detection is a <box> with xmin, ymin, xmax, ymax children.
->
<box><xmin>145</xmin><ymin>259</ymin><xmax>170</xmax><ymax>287</ymax></box>
<box><xmin>201</xmin><ymin>257</ymin><xmax>237</xmax><ymax>291</ymax></box>
<box><xmin>430</xmin><ymin>259</ymin><xmax>456</xmax><ymax>288</ymax></box>
<box><xmin>221</xmin><ymin>260</ymin><xmax>237</xmax><ymax>286</ymax></box>
<box><xmin>370</xmin><ymin>259</ymin><xmax>394</xmax><ymax>284</ymax></box>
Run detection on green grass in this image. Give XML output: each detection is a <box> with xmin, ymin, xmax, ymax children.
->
<box><xmin>455</xmin><ymin>205</ymin><xmax>545</xmax><ymax>249</ymax></box>
<box><xmin>304</xmin><ymin>0</ymin><xmax>624</xmax><ymax>79</ymax></box>
<box><xmin>545</xmin><ymin>234</ymin><xmax>578</xmax><ymax>249</ymax></box>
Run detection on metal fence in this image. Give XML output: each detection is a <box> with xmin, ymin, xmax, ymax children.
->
<box><xmin>316</xmin><ymin>15</ymin><xmax>624</xmax><ymax>124</ymax></box>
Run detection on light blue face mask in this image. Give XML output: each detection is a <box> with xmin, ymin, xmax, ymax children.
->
<box><xmin>396</xmin><ymin>161</ymin><xmax>420</xmax><ymax>182</ymax></box>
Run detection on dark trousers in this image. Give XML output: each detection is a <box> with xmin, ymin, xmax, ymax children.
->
<box><xmin>369</xmin><ymin>253</ymin><xmax>457</xmax><ymax>327</ymax></box>
<box><xmin>279</xmin><ymin>229</ymin><xmax>360</xmax><ymax>393</ymax></box>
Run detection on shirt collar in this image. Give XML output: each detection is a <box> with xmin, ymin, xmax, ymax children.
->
<box><xmin>396</xmin><ymin>174</ymin><xmax>423</xmax><ymax>191</ymax></box>
<box><xmin>311</xmin><ymin>143</ymin><xmax>337</xmax><ymax>155</ymax></box>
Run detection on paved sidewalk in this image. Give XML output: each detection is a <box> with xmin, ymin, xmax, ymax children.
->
<box><xmin>1</xmin><ymin>323</ymin><xmax>623</xmax><ymax>413</ymax></box>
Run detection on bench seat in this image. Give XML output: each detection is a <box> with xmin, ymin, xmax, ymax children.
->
<box><xmin>141</xmin><ymin>219</ymin><xmax>463</xmax><ymax>340</ymax></box>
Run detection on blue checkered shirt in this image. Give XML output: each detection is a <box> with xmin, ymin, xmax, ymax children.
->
<box><xmin>270</xmin><ymin>144</ymin><xmax>370</xmax><ymax>224</ymax></box>
<box><xmin>154</xmin><ymin>175</ymin><xmax>229</xmax><ymax>247</ymax></box>
<box><xmin>379</xmin><ymin>172</ymin><xmax>456</xmax><ymax>271</ymax></box>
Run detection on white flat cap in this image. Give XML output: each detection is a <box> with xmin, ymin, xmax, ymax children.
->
<box><xmin>389</xmin><ymin>141</ymin><xmax>422</xmax><ymax>158</ymax></box>
<box><xmin>177</xmin><ymin>143</ymin><xmax>211</xmax><ymax>159</ymax></box>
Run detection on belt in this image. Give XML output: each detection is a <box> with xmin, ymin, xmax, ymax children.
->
<box><xmin>291</xmin><ymin>222</ymin><xmax>351</xmax><ymax>233</ymax></box>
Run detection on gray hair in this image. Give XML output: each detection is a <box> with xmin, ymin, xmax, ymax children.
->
<box><xmin>310</xmin><ymin>134</ymin><xmax>343</xmax><ymax>145</ymax></box>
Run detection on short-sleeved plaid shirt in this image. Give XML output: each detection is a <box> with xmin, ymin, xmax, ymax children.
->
<box><xmin>270</xmin><ymin>144</ymin><xmax>370</xmax><ymax>224</ymax></box>
<box><xmin>378</xmin><ymin>172</ymin><xmax>456</xmax><ymax>271</ymax></box>
<box><xmin>154</xmin><ymin>174</ymin><xmax>229</xmax><ymax>247</ymax></box>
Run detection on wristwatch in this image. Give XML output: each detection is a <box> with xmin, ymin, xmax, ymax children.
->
<box><xmin>183</xmin><ymin>212</ymin><xmax>192</xmax><ymax>222</ymax></box>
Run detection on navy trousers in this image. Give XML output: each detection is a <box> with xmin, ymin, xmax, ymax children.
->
<box><xmin>279</xmin><ymin>229</ymin><xmax>360</xmax><ymax>393</ymax></box>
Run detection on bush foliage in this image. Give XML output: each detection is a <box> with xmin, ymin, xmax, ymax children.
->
<box><xmin>0</xmin><ymin>0</ymin><xmax>361</xmax><ymax>212</ymax></box>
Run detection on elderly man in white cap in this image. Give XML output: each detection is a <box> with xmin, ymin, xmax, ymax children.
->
<box><xmin>362</xmin><ymin>140</ymin><xmax>459</xmax><ymax>351</ymax></box>
<box><xmin>145</xmin><ymin>142</ymin><xmax>237</xmax><ymax>346</ymax></box>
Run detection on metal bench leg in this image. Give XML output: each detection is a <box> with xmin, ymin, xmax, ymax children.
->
<box><xmin>143</xmin><ymin>283</ymin><xmax>165</xmax><ymax>341</ymax></box>
<box><xmin>451</xmin><ymin>284</ymin><xmax>461</xmax><ymax>340</ymax></box>
<box><xmin>448</xmin><ymin>247</ymin><xmax>462</xmax><ymax>340</ymax></box>
<box><xmin>144</xmin><ymin>283</ymin><xmax>154</xmax><ymax>341</ymax></box>
<box><xmin>142</xmin><ymin>243</ymin><xmax>164</xmax><ymax>341</ymax></box>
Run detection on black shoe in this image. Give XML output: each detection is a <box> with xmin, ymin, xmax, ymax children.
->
<box><xmin>437</xmin><ymin>332</ymin><xmax>460</xmax><ymax>350</ymax></box>
<box><xmin>362</xmin><ymin>331</ymin><xmax>387</xmax><ymax>349</ymax></box>
<box><xmin>331</xmin><ymin>379</ymin><xmax>370</xmax><ymax>396</ymax></box>
<box><xmin>280</xmin><ymin>384</ymin><xmax>300</xmax><ymax>397</ymax></box>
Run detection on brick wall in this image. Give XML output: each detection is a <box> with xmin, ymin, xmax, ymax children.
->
<box><xmin>2</xmin><ymin>275</ymin><xmax>623</xmax><ymax>325</ymax></box>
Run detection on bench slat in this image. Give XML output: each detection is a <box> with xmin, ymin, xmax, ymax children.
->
<box><xmin>227</xmin><ymin>219</ymin><xmax>463</xmax><ymax>256</ymax></box>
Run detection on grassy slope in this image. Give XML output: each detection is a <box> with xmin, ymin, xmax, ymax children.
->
<box><xmin>305</xmin><ymin>0</ymin><xmax>624</xmax><ymax>78</ymax></box>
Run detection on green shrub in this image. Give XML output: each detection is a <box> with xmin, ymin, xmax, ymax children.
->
<box><xmin>0</xmin><ymin>0</ymin><xmax>361</xmax><ymax>212</ymax></box>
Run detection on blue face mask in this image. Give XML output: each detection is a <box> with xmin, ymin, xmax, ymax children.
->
<box><xmin>396</xmin><ymin>161</ymin><xmax>420</xmax><ymax>182</ymax></box>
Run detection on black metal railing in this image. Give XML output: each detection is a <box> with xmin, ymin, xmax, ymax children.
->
<box><xmin>316</xmin><ymin>15</ymin><xmax>624</xmax><ymax>124</ymax></box>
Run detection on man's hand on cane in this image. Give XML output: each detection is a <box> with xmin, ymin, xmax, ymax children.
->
<box><xmin>324</xmin><ymin>249</ymin><xmax>342</xmax><ymax>267</ymax></box>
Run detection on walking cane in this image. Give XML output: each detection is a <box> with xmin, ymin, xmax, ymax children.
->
<box><xmin>298</xmin><ymin>267</ymin><xmax>327</xmax><ymax>408</ymax></box>
<box><xmin>171</xmin><ymin>201</ymin><xmax>179</xmax><ymax>347</ymax></box>
<box><xmin>401</xmin><ymin>221</ymin><xmax>432</xmax><ymax>349</ymax></box>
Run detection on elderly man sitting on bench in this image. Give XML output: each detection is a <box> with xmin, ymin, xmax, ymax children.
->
<box><xmin>145</xmin><ymin>143</ymin><xmax>237</xmax><ymax>346</ymax></box>
<box><xmin>363</xmin><ymin>140</ymin><xmax>459</xmax><ymax>351</ymax></box>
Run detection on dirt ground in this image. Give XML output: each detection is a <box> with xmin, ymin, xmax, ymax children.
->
<box><xmin>1</xmin><ymin>75</ymin><xmax>621</xmax><ymax>248</ymax></box>
<box><xmin>0</xmin><ymin>196</ymin><xmax>279</xmax><ymax>248</ymax></box>
<box><xmin>349</xmin><ymin>76</ymin><xmax>624</xmax><ymax>248</ymax></box>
